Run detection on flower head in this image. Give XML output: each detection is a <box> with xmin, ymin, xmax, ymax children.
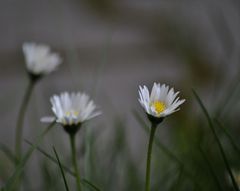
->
<box><xmin>138</xmin><ymin>83</ymin><xmax>185</xmax><ymax>119</ymax></box>
<box><xmin>23</xmin><ymin>42</ymin><xmax>62</xmax><ymax>76</ymax></box>
<box><xmin>41</xmin><ymin>92</ymin><xmax>101</xmax><ymax>127</ymax></box>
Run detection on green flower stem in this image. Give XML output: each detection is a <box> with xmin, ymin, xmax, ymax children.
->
<box><xmin>70</xmin><ymin>134</ymin><xmax>82</xmax><ymax>191</ymax></box>
<box><xmin>15</xmin><ymin>79</ymin><xmax>35</xmax><ymax>161</ymax></box>
<box><xmin>145</xmin><ymin>123</ymin><xmax>157</xmax><ymax>191</ymax></box>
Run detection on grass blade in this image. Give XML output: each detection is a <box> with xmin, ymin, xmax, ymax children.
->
<box><xmin>170</xmin><ymin>165</ymin><xmax>184</xmax><ymax>191</ymax></box>
<box><xmin>215</xmin><ymin>78</ymin><xmax>240</xmax><ymax>118</ymax></box>
<box><xmin>53</xmin><ymin>147</ymin><xmax>70</xmax><ymax>191</ymax></box>
<box><xmin>199</xmin><ymin>147</ymin><xmax>223</xmax><ymax>191</ymax></box>
<box><xmin>24</xmin><ymin>139</ymin><xmax>75</xmax><ymax>177</ymax></box>
<box><xmin>192</xmin><ymin>89</ymin><xmax>239</xmax><ymax>191</ymax></box>
<box><xmin>81</xmin><ymin>179</ymin><xmax>101</xmax><ymax>191</ymax></box>
<box><xmin>0</xmin><ymin>143</ymin><xmax>17</xmax><ymax>164</ymax></box>
<box><xmin>214</xmin><ymin>119</ymin><xmax>240</xmax><ymax>156</ymax></box>
<box><xmin>25</xmin><ymin>141</ymin><xmax>100</xmax><ymax>191</ymax></box>
<box><xmin>3</xmin><ymin>121</ymin><xmax>55</xmax><ymax>191</ymax></box>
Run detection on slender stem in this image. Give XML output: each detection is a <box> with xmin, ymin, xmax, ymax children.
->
<box><xmin>70</xmin><ymin>134</ymin><xmax>82</xmax><ymax>191</ymax></box>
<box><xmin>133</xmin><ymin>110</ymin><xmax>201</xmax><ymax>190</ymax></box>
<box><xmin>15</xmin><ymin>79</ymin><xmax>35</xmax><ymax>161</ymax></box>
<box><xmin>145</xmin><ymin>123</ymin><xmax>157</xmax><ymax>191</ymax></box>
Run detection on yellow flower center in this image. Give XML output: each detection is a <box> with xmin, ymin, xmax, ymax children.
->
<box><xmin>152</xmin><ymin>101</ymin><xmax>166</xmax><ymax>114</ymax></box>
<box><xmin>65</xmin><ymin>111</ymin><xmax>79</xmax><ymax>117</ymax></box>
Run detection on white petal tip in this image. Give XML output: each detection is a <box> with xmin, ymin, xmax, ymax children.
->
<box><xmin>40</xmin><ymin>116</ymin><xmax>56</xmax><ymax>123</ymax></box>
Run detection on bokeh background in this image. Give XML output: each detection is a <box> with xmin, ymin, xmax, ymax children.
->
<box><xmin>1</xmin><ymin>0</ymin><xmax>240</xmax><ymax>190</ymax></box>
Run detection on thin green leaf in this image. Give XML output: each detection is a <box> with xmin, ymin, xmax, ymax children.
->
<box><xmin>3</xmin><ymin>121</ymin><xmax>55</xmax><ymax>191</ymax></box>
<box><xmin>215</xmin><ymin>78</ymin><xmax>240</xmax><ymax>118</ymax></box>
<box><xmin>214</xmin><ymin>119</ymin><xmax>240</xmax><ymax>156</ymax></box>
<box><xmin>171</xmin><ymin>165</ymin><xmax>184</xmax><ymax>191</ymax></box>
<box><xmin>25</xmin><ymin>141</ymin><xmax>100</xmax><ymax>191</ymax></box>
<box><xmin>81</xmin><ymin>179</ymin><xmax>101</xmax><ymax>191</ymax></box>
<box><xmin>0</xmin><ymin>143</ymin><xmax>17</xmax><ymax>164</ymax></box>
<box><xmin>192</xmin><ymin>89</ymin><xmax>239</xmax><ymax>191</ymax></box>
<box><xmin>24</xmin><ymin>139</ymin><xmax>75</xmax><ymax>177</ymax></box>
<box><xmin>199</xmin><ymin>147</ymin><xmax>223</xmax><ymax>191</ymax></box>
<box><xmin>53</xmin><ymin>147</ymin><xmax>70</xmax><ymax>191</ymax></box>
<box><xmin>41</xmin><ymin>160</ymin><xmax>59</xmax><ymax>191</ymax></box>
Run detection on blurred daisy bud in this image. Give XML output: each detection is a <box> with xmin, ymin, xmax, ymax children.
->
<box><xmin>23</xmin><ymin>42</ymin><xmax>62</xmax><ymax>81</ymax></box>
<box><xmin>138</xmin><ymin>83</ymin><xmax>185</xmax><ymax>125</ymax></box>
<box><xmin>41</xmin><ymin>92</ymin><xmax>101</xmax><ymax>135</ymax></box>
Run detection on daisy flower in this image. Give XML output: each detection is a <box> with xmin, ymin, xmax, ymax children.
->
<box><xmin>23</xmin><ymin>42</ymin><xmax>62</xmax><ymax>76</ymax></box>
<box><xmin>138</xmin><ymin>83</ymin><xmax>185</xmax><ymax>119</ymax></box>
<box><xmin>41</xmin><ymin>92</ymin><xmax>100</xmax><ymax>189</ymax></box>
<box><xmin>42</xmin><ymin>92</ymin><xmax>101</xmax><ymax>128</ymax></box>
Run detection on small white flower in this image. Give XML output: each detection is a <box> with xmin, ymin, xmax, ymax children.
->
<box><xmin>138</xmin><ymin>83</ymin><xmax>185</xmax><ymax>118</ymax></box>
<box><xmin>41</xmin><ymin>92</ymin><xmax>101</xmax><ymax>126</ymax></box>
<box><xmin>23</xmin><ymin>42</ymin><xmax>62</xmax><ymax>75</ymax></box>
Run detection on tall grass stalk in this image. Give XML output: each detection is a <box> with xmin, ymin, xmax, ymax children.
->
<box><xmin>25</xmin><ymin>139</ymin><xmax>76</xmax><ymax>176</ymax></box>
<box><xmin>53</xmin><ymin>147</ymin><xmax>70</xmax><ymax>191</ymax></box>
<box><xmin>192</xmin><ymin>89</ymin><xmax>239</xmax><ymax>191</ymax></box>
<box><xmin>214</xmin><ymin>119</ymin><xmax>240</xmax><ymax>156</ymax></box>
<box><xmin>199</xmin><ymin>147</ymin><xmax>223</xmax><ymax>191</ymax></box>
<box><xmin>26</xmin><ymin>141</ymin><xmax>101</xmax><ymax>190</ymax></box>
<box><xmin>0</xmin><ymin>143</ymin><xmax>17</xmax><ymax>164</ymax></box>
<box><xmin>4</xmin><ymin>121</ymin><xmax>55</xmax><ymax>191</ymax></box>
<box><xmin>170</xmin><ymin>165</ymin><xmax>184</xmax><ymax>191</ymax></box>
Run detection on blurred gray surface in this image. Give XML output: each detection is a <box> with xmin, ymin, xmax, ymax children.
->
<box><xmin>1</xmin><ymin>1</ymin><xmax>240</xmax><ymax>188</ymax></box>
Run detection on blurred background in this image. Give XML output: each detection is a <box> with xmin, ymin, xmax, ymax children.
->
<box><xmin>1</xmin><ymin>0</ymin><xmax>240</xmax><ymax>190</ymax></box>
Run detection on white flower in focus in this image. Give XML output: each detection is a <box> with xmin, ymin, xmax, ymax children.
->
<box><xmin>23</xmin><ymin>42</ymin><xmax>62</xmax><ymax>75</ymax></box>
<box><xmin>41</xmin><ymin>92</ymin><xmax>101</xmax><ymax>126</ymax></box>
<box><xmin>138</xmin><ymin>83</ymin><xmax>185</xmax><ymax>118</ymax></box>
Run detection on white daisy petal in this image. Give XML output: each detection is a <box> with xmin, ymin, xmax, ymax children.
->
<box><xmin>23</xmin><ymin>42</ymin><xmax>62</xmax><ymax>75</ymax></box>
<box><xmin>138</xmin><ymin>83</ymin><xmax>185</xmax><ymax>118</ymax></box>
<box><xmin>43</xmin><ymin>92</ymin><xmax>101</xmax><ymax>126</ymax></box>
<box><xmin>40</xmin><ymin>116</ymin><xmax>56</xmax><ymax>123</ymax></box>
<box><xmin>150</xmin><ymin>82</ymin><xmax>159</xmax><ymax>101</ymax></box>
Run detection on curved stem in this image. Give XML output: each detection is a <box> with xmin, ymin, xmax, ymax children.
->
<box><xmin>15</xmin><ymin>80</ymin><xmax>35</xmax><ymax>161</ymax></box>
<box><xmin>145</xmin><ymin>123</ymin><xmax>157</xmax><ymax>191</ymax></box>
<box><xmin>70</xmin><ymin>134</ymin><xmax>82</xmax><ymax>191</ymax></box>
